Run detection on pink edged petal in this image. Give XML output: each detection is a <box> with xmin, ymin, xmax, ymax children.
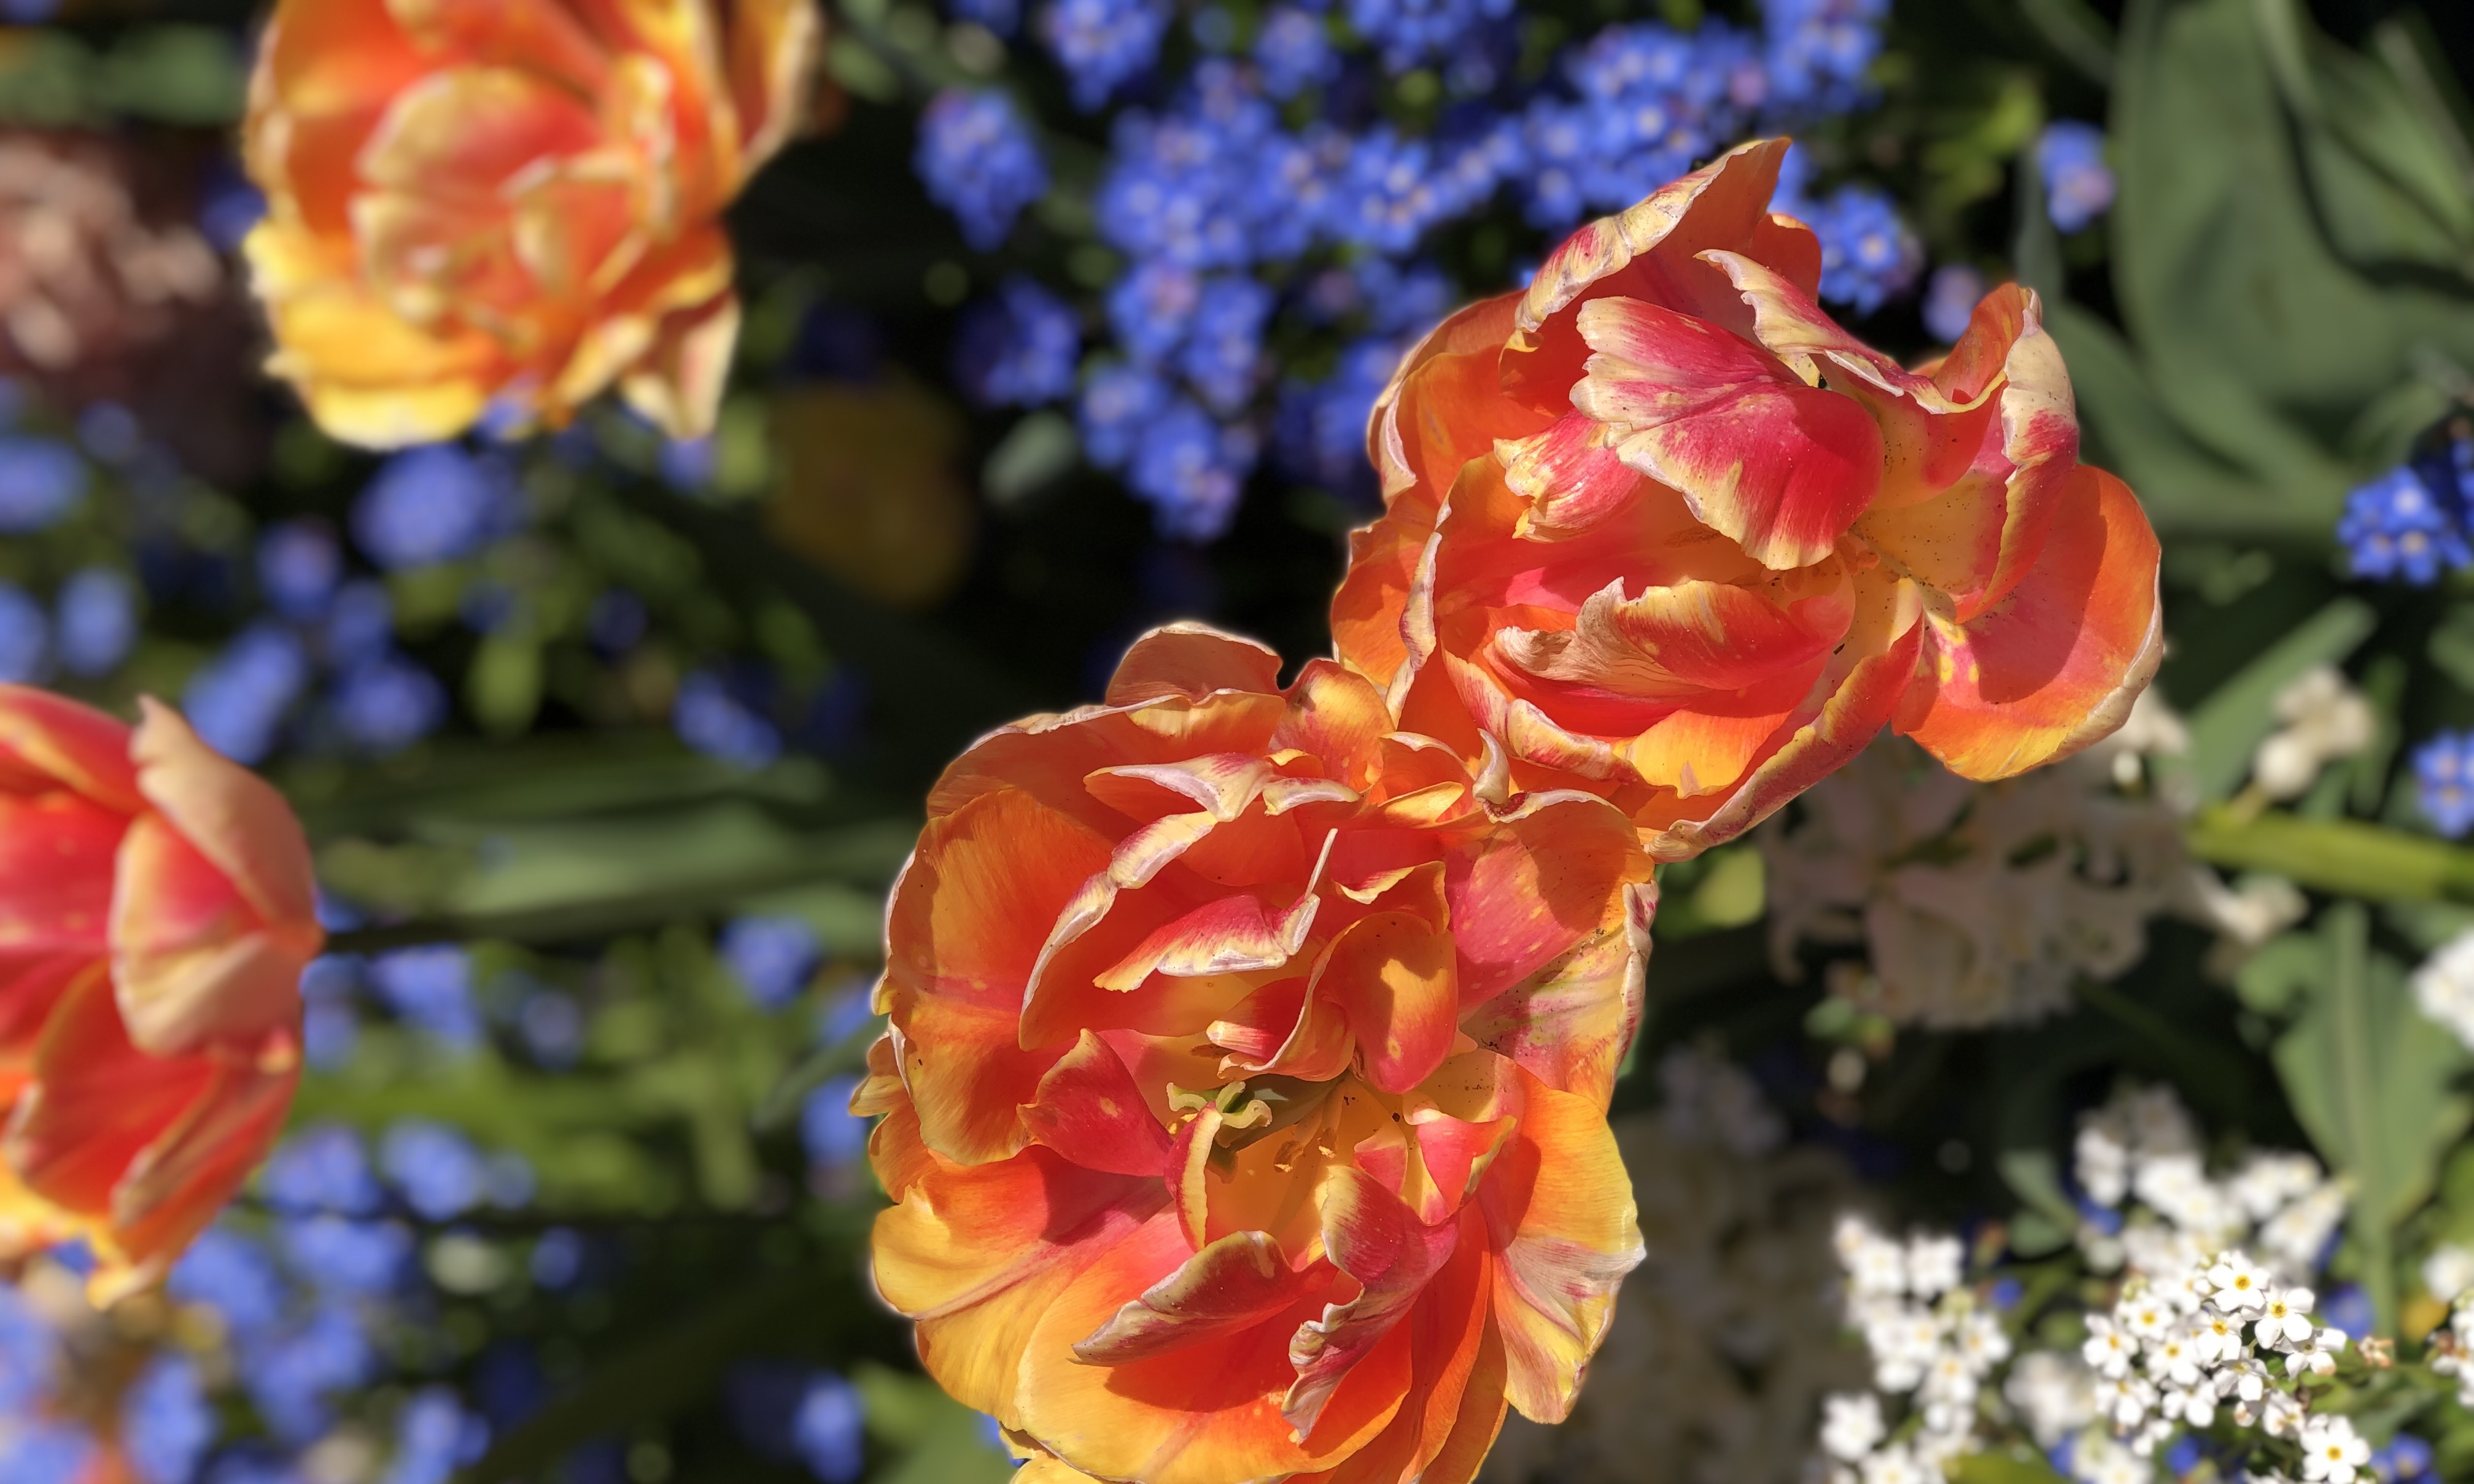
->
<box><xmin>1508</xmin><ymin>138</ymin><xmax>1799</xmax><ymax>388</ymax></box>
<box><xmin>1090</xmin><ymin>887</ymin><xmax>1321</xmax><ymax>992</ymax></box>
<box><xmin>1312</xmin><ymin>911</ymin><xmax>1459</xmax><ymax>1095</ymax></box>
<box><xmin>1964</xmin><ymin>287</ymin><xmax>2085</xmax><ymax>621</ymax></box>
<box><xmin>110</xmin><ymin>816</ymin><xmax>313</xmax><ymax>1056</ymax></box>
<box><xmin>1494</xmin><ymin>574</ymin><xmax>1850</xmax><ymax>701</ymax></box>
<box><xmin>1284</xmin><ymin>1167</ymin><xmax>1460</xmax><ymax>1433</ymax></box>
<box><xmin>1642</xmin><ymin>567</ymin><xmax>1926</xmax><ymax>861</ymax></box>
<box><xmin>1209</xmin><ymin>975</ymin><xmax>1354</xmax><ymax>1084</ymax></box>
<box><xmin>869</xmin><ymin>1102</ymin><xmax>1166</xmax><ymax>1424</ymax></box>
<box><xmin>0</xmin><ymin>688</ymin><xmax>139</xmax><ymax>812</ymax></box>
<box><xmin>1446</xmin><ymin>792</ymin><xmax>1645</xmax><ymax>1004</ymax></box>
<box><xmin>1104</xmin><ymin>622</ymin><xmax>1284</xmax><ymax>707</ymax></box>
<box><xmin>1018</xmin><ymin>1030</ymin><xmax>1175</xmax><ymax>1178</ymax></box>
<box><xmin>127</xmin><ymin>699</ymin><xmax>321</xmax><ymax>956</ymax></box>
<box><xmin>1074</xmin><ymin>1229</ymin><xmax>1318</xmax><ymax>1364</ymax></box>
<box><xmin>1571</xmin><ymin>296</ymin><xmax>1882</xmax><ymax>570</ymax></box>
<box><xmin>1460</xmin><ymin>878</ymin><xmax>1654</xmax><ymax>1108</ymax></box>
<box><xmin>1497</xmin><ymin>412</ymin><xmax>1651</xmax><ymax>540</ymax></box>
<box><xmin>1896</xmin><ymin>465</ymin><xmax>2163</xmax><ymax>780</ymax></box>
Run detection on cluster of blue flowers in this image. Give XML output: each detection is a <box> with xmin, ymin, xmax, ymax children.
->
<box><xmin>2337</xmin><ymin>444</ymin><xmax>2474</xmax><ymax>587</ymax></box>
<box><xmin>913</xmin><ymin>0</ymin><xmax>1917</xmax><ymax>538</ymax></box>
<box><xmin>0</xmin><ymin>400</ymin><xmax>142</xmax><ymax>686</ymax></box>
<box><xmin>183</xmin><ymin>442</ymin><xmax>524</xmax><ymax>763</ymax></box>
<box><xmin>2416</xmin><ymin>731</ymin><xmax>2474</xmax><ymax>838</ymax></box>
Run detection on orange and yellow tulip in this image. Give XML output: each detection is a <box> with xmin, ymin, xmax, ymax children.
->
<box><xmin>0</xmin><ymin>688</ymin><xmax>321</xmax><ymax>1299</ymax></box>
<box><xmin>863</xmin><ymin>624</ymin><xmax>1651</xmax><ymax>1484</ymax></box>
<box><xmin>1333</xmin><ymin>137</ymin><xmax>2163</xmax><ymax>860</ymax></box>
<box><xmin>241</xmin><ymin>0</ymin><xmax>820</xmax><ymax>447</ymax></box>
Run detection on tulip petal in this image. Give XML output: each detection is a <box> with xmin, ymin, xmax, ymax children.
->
<box><xmin>0</xmin><ymin>791</ymin><xmax>123</xmax><ymax>956</ymax></box>
<box><xmin>1107</xmin><ymin>623</ymin><xmax>1286</xmax><ymax>708</ymax></box>
<box><xmin>1466</xmin><ymin>1067</ymin><xmax>1643</xmax><ymax>1424</ymax></box>
<box><xmin>4</xmin><ymin>968</ymin><xmax>211</xmax><ymax>1218</ymax></box>
<box><xmin>1285</xmin><ymin>1169</ymin><xmax>1459</xmax><ymax>1432</ymax></box>
<box><xmin>1460</xmin><ymin>878</ymin><xmax>1653</xmax><ymax>1108</ymax></box>
<box><xmin>0</xmin><ymin>687</ymin><xmax>140</xmax><ymax>812</ymax></box>
<box><xmin>1019</xmin><ymin>1031</ymin><xmax>1175</xmax><ymax>1178</ymax></box>
<box><xmin>1016</xmin><ymin>1209</ymin><xmax>1406</xmax><ymax>1484</ymax></box>
<box><xmin>883</xmin><ymin>787</ymin><xmax>1114</xmax><ymax>1164</ymax></box>
<box><xmin>1446</xmin><ymin>793</ymin><xmax>1643</xmax><ymax>1005</ymax></box>
<box><xmin>1075</xmin><ymin>1229</ymin><xmax>1316</xmax><ymax>1364</ymax></box>
<box><xmin>869</xmin><ymin>1103</ymin><xmax>1165</xmax><ymax>1424</ymax></box>
<box><xmin>726</xmin><ymin>0</ymin><xmax>825</xmax><ymax>165</ymax></box>
<box><xmin>1572</xmin><ymin>296</ymin><xmax>1883</xmax><ymax>569</ymax></box>
<box><xmin>1498</xmin><ymin>412</ymin><xmax>1649</xmax><ymax>540</ymax></box>
<box><xmin>1312</xmin><ymin>911</ymin><xmax>1457</xmax><ymax>1096</ymax></box>
<box><xmin>1896</xmin><ymin>465</ymin><xmax>2163</xmax><ymax>779</ymax></box>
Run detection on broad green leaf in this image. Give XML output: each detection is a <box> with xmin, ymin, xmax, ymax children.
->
<box><xmin>467</xmin><ymin>631</ymin><xmax>545</xmax><ymax>739</ymax></box>
<box><xmin>2043</xmin><ymin>303</ymin><xmax>2277</xmax><ymax>535</ymax></box>
<box><xmin>2171</xmin><ymin>597</ymin><xmax>2375</xmax><ymax>804</ymax></box>
<box><xmin>2273</xmin><ymin>904</ymin><xmax>2472</xmax><ymax>1333</ymax></box>
<box><xmin>2111</xmin><ymin>0</ymin><xmax>2474</xmax><ymax>529</ymax></box>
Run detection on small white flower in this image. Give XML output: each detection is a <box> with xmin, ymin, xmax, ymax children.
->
<box><xmin>2286</xmin><ymin>1325</ymin><xmax>2346</xmax><ymax>1377</ymax></box>
<box><xmin>2298</xmin><ymin>1415</ymin><xmax>2370</xmax><ymax>1484</ymax></box>
<box><xmin>2253</xmin><ymin>1286</ymin><xmax>2317</xmax><ymax>1350</ymax></box>
<box><xmin>1837</xmin><ymin>1215</ymin><xmax>1907</xmax><ymax>1297</ymax></box>
<box><xmin>2141</xmin><ymin>1327</ymin><xmax>2203</xmax><ymax>1388</ymax></box>
<box><xmin>1858</xmin><ymin>1443</ymin><xmax>1929</xmax><ymax>1484</ymax></box>
<box><xmin>1906</xmin><ymin>1234</ymin><xmax>1964</xmax><ymax>1298</ymax></box>
<box><xmin>2003</xmin><ymin>1351</ymin><xmax>2096</xmax><ymax>1448</ymax></box>
<box><xmin>1952</xmin><ymin>1310</ymin><xmax>2011</xmax><ymax>1372</ymax></box>
<box><xmin>2191</xmin><ymin>1308</ymin><xmax>2246</xmax><ymax>1365</ymax></box>
<box><xmin>2212</xmin><ymin>1356</ymin><xmax>2269</xmax><ymax>1404</ymax></box>
<box><xmin>2119</xmin><ymin>1290</ymin><xmax>2174</xmax><ymax>1341</ymax></box>
<box><xmin>2095</xmin><ymin>1372</ymin><xmax>2155</xmax><ymax>1431</ymax></box>
<box><xmin>1819</xmin><ymin>1393</ymin><xmax>1884</xmax><ymax>1463</ymax></box>
<box><xmin>2205</xmin><ymin>1253</ymin><xmax>2271</xmax><ymax>1316</ymax></box>
<box><xmin>2158</xmin><ymin>1384</ymin><xmax>2216</xmax><ymax>1428</ymax></box>
<box><xmin>2082</xmin><ymin>1313</ymin><xmax>2136</xmax><ymax>1378</ymax></box>
<box><xmin>2424</xmin><ymin>1242</ymin><xmax>2474</xmax><ymax>1303</ymax></box>
<box><xmin>2414</xmin><ymin>929</ymin><xmax>2474</xmax><ymax>1054</ymax></box>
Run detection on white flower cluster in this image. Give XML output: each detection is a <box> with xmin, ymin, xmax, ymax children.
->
<box><xmin>1817</xmin><ymin>1086</ymin><xmax>2367</xmax><ymax>1484</ymax></box>
<box><xmin>2410</xmin><ymin>927</ymin><xmax>2474</xmax><ymax>1053</ymax></box>
<box><xmin>1825</xmin><ymin>1224</ymin><xmax>2366</xmax><ymax>1484</ymax></box>
<box><xmin>1820</xmin><ymin>1218</ymin><xmax>2012</xmax><ymax>1482</ymax></box>
<box><xmin>2073</xmin><ymin>1085</ymin><xmax>2346</xmax><ymax>1285</ymax></box>
<box><xmin>2426</xmin><ymin>1281</ymin><xmax>2474</xmax><ymax>1412</ymax></box>
<box><xmin>1760</xmin><ymin>736</ymin><xmax>2188</xmax><ymax>1029</ymax></box>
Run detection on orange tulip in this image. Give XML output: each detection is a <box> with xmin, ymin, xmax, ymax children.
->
<box><xmin>0</xmin><ymin>689</ymin><xmax>321</xmax><ymax>1299</ymax></box>
<box><xmin>1333</xmin><ymin>137</ymin><xmax>2163</xmax><ymax>861</ymax></box>
<box><xmin>241</xmin><ymin>0</ymin><xmax>821</xmax><ymax>447</ymax></box>
<box><xmin>863</xmin><ymin>624</ymin><xmax>1651</xmax><ymax>1484</ymax></box>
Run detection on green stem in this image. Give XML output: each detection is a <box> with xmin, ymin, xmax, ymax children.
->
<box><xmin>2184</xmin><ymin>806</ymin><xmax>2474</xmax><ymax>903</ymax></box>
<box><xmin>2329</xmin><ymin>904</ymin><xmax>2400</xmax><ymax>1337</ymax></box>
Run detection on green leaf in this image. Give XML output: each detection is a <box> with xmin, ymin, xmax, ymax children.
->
<box><xmin>2042</xmin><ymin>303</ymin><xmax>2278</xmax><ymax>535</ymax></box>
<box><xmin>89</xmin><ymin>26</ymin><xmax>246</xmax><ymax>126</ymax></box>
<box><xmin>1949</xmin><ymin>1445</ymin><xmax>2071</xmax><ymax>1484</ymax></box>
<box><xmin>2272</xmin><ymin>904</ymin><xmax>2472</xmax><ymax>1334</ymax></box>
<box><xmin>2169</xmin><ymin>597</ymin><xmax>2376</xmax><ymax>805</ymax></box>
<box><xmin>466</xmin><ymin>631</ymin><xmax>545</xmax><ymax>739</ymax></box>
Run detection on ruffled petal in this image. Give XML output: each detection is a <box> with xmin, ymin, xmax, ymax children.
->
<box><xmin>1895</xmin><ymin>465</ymin><xmax>2163</xmax><ymax>779</ymax></box>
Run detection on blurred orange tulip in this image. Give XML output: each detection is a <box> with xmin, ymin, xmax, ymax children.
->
<box><xmin>0</xmin><ymin>689</ymin><xmax>321</xmax><ymax>1299</ymax></box>
<box><xmin>241</xmin><ymin>0</ymin><xmax>820</xmax><ymax>447</ymax></box>
<box><xmin>863</xmin><ymin>624</ymin><xmax>1650</xmax><ymax>1484</ymax></box>
<box><xmin>1333</xmin><ymin>137</ymin><xmax>2162</xmax><ymax>861</ymax></box>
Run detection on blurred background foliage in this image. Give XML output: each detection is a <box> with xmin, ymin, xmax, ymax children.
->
<box><xmin>4</xmin><ymin>0</ymin><xmax>2474</xmax><ymax>1482</ymax></box>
